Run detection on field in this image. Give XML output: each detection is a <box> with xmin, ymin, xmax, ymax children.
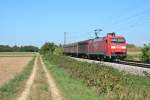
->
<box><xmin>0</xmin><ymin>52</ymin><xmax>35</xmax><ymax>100</ymax></box>
<box><xmin>0</xmin><ymin>52</ymin><xmax>36</xmax><ymax>57</ymax></box>
<box><xmin>0</xmin><ymin>57</ymin><xmax>33</xmax><ymax>86</ymax></box>
<box><xmin>127</xmin><ymin>47</ymin><xmax>142</xmax><ymax>61</ymax></box>
<box><xmin>0</xmin><ymin>52</ymin><xmax>35</xmax><ymax>86</ymax></box>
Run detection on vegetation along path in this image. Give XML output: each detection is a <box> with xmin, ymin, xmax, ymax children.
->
<box><xmin>17</xmin><ymin>54</ymin><xmax>63</xmax><ymax>100</ymax></box>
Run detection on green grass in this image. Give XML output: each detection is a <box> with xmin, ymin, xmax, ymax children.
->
<box><xmin>44</xmin><ymin>59</ymin><xmax>103</xmax><ymax>100</ymax></box>
<box><xmin>126</xmin><ymin>52</ymin><xmax>141</xmax><ymax>61</ymax></box>
<box><xmin>127</xmin><ymin>47</ymin><xmax>142</xmax><ymax>61</ymax></box>
<box><xmin>0</xmin><ymin>57</ymin><xmax>35</xmax><ymax>100</ymax></box>
<box><xmin>44</xmin><ymin>55</ymin><xmax>150</xmax><ymax>100</ymax></box>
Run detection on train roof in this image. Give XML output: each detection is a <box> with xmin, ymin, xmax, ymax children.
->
<box><xmin>64</xmin><ymin>33</ymin><xmax>125</xmax><ymax>47</ymax></box>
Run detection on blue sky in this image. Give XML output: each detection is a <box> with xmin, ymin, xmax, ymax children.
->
<box><xmin>0</xmin><ymin>0</ymin><xmax>150</xmax><ymax>47</ymax></box>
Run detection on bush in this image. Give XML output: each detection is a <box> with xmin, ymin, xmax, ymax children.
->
<box><xmin>53</xmin><ymin>48</ymin><xmax>63</xmax><ymax>55</ymax></box>
<box><xmin>40</xmin><ymin>42</ymin><xmax>64</xmax><ymax>56</ymax></box>
<box><xmin>40</xmin><ymin>42</ymin><xmax>58</xmax><ymax>55</ymax></box>
<box><xmin>141</xmin><ymin>43</ymin><xmax>150</xmax><ymax>62</ymax></box>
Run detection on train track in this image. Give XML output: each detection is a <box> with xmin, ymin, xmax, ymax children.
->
<box><xmin>112</xmin><ymin>60</ymin><xmax>150</xmax><ymax>77</ymax></box>
<box><xmin>74</xmin><ymin>56</ymin><xmax>150</xmax><ymax>68</ymax></box>
<box><xmin>72</xmin><ymin>56</ymin><xmax>150</xmax><ymax>68</ymax></box>
<box><xmin>115</xmin><ymin>60</ymin><xmax>150</xmax><ymax>68</ymax></box>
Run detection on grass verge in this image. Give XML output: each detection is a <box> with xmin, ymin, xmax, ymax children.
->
<box><xmin>0</xmin><ymin>57</ymin><xmax>35</xmax><ymax>100</ymax></box>
<box><xmin>44</xmin><ymin>55</ymin><xmax>150</xmax><ymax>100</ymax></box>
<box><xmin>126</xmin><ymin>51</ymin><xmax>142</xmax><ymax>61</ymax></box>
<box><xmin>44</xmin><ymin>58</ymin><xmax>102</xmax><ymax>100</ymax></box>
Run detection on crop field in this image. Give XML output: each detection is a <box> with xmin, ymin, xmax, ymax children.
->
<box><xmin>0</xmin><ymin>52</ymin><xmax>36</xmax><ymax>57</ymax></box>
<box><xmin>127</xmin><ymin>51</ymin><xmax>142</xmax><ymax>61</ymax></box>
<box><xmin>127</xmin><ymin>47</ymin><xmax>142</xmax><ymax>61</ymax></box>
<box><xmin>0</xmin><ymin>52</ymin><xmax>35</xmax><ymax>86</ymax></box>
<box><xmin>0</xmin><ymin>56</ymin><xmax>33</xmax><ymax>86</ymax></box>
<box><xmin>0</xmin><ymin>52</ymin><xmax>35</xmax><ymax>100</ymax></box>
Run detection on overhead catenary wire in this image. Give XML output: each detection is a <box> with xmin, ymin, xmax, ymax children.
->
<box><xmin>110</xmin><ymin>9</ymin><xmax>150</xmax><ymax>32</ymax></box>
<box><xmin>112</xmin><ymin>9</ymin><xmax>150</xmax><ymax>26</ymax></box>
<box><xmin>64</xmin><ymin>8</ymin><xmax>150</xmax><ymax>44</ymax></box>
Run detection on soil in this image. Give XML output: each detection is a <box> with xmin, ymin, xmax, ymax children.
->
<box><xmin>0</xmin><ymin>57</ymin><xmax>33</xmax><ymax>86</ymax></box>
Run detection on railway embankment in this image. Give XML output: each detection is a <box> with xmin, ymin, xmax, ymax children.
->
<box><xmin>44</xmin><ymin>55</ymin><xmax>150</xmax><ymax>100</ymax></box>
<box><xmin>71</xmin><ymin>57</ymin><xmax>150</xmax><ymax>77</ymax></box>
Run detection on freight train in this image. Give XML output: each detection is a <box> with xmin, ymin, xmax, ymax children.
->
<box><xmin>64</xmin><ymin>32</ymin><xmax>127</xmax><ymax>60</ymax></box>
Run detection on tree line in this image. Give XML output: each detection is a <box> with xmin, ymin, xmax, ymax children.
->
<box><xmin>0</xmin><ymin>45</ymin><xmax>39</xmax><ymax>52</ymax></box>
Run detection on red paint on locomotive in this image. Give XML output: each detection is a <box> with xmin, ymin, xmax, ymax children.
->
<box><xmin>64</xmin><ymin>32</ymin><xmax>127</xmax><ymax>60</ymax></box>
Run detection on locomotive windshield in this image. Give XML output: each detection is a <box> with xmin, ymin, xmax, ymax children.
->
<box><xmin>111</xmin><ymin>38</ymin><xmax>125</xmax><ymax>43</ymax></box>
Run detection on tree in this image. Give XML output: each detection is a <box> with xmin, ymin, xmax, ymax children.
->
<box><xmin>53</xmin><ymin>47</ymin><xmax>63</xmax><ymax>55</ymax></box>
<box><xmin>141</xmin><ymin>43</ymin><xmax>150</xmax><ymax>62</ymax></box>
<box><xmin>0</xmin><ymin>45</ymin><xmax>12</xmax><ymax>52</ymax></box>
<box><xmin>40</xmin><ymin>42</ymin><xmax>58</xmax><ymax>55</ymax></box>
<box><xmin>13</xmin><ymin>45</ymin><xmax>20</xmax><ymax>52</ymax></box>
<box><xmin>0</xmin><ymin>45</ymin><xmax>39</xmax><ymax>52</ymax></box>
<box><xmin>20</xmin><ymin>46</ymin><xmax>39</xmax><ymax>52</ymax></box>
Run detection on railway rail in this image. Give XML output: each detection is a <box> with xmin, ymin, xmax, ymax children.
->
<box><xmin>76</xmin><ymin>56</ymin><xmax>150</xmax><ymax>69</ymax></box>
<box><xmin>115</xmin><ymin>60</ymin><xmax>150</xmax><ymax>68</ymax></box>
<box><xmin>113</xmin><ymin>60</ymin><xmax>150</xmax><ymax>77</ymax></box>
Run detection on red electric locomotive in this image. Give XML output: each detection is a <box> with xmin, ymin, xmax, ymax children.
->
<box><xmin>64</xmin><ymin>32</ymin><xmax>127</xmax><ymax>60</ymax></box>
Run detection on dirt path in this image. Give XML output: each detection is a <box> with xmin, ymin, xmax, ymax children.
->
<box><xmin>17</xmin><ymin>56</ymin><xmax>37</xmax><ymax>100</ymax></box>
<box><xmin>17</xmin><ymin>55</ymin><xmax>63</xmax><ymax>100</ymax></box>
<box><xmin>40</xmin><ymin>56</ymin><xmax>63</xmax><ymax>100</ymax></box>
<box><xmin>27</xmin><ymin>56</ymin><xmax>51</xmax><ymax>100</ymax></box>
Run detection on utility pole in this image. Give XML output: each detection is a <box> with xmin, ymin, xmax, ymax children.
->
<box><xmin>64</xmin><ymin>32</ymin><xmax>67</xmax><ymax>45</ymax></box>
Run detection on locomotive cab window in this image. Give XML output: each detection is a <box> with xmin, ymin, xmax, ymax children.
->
<box><xmin>111</xmin><ymin>38</ymin><xmax>125</xmax><ymax>43</ymax></box>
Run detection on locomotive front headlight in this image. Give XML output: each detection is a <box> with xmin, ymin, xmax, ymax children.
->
<box><xmin>121</xmin><ymin>46</ymin><xmax>126</xmax><ymax>49</ymax></box>
<box><xmin>111</xmin><ymin>46</ymin><xmax>116</xmax><ymax>49</ymax></box>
